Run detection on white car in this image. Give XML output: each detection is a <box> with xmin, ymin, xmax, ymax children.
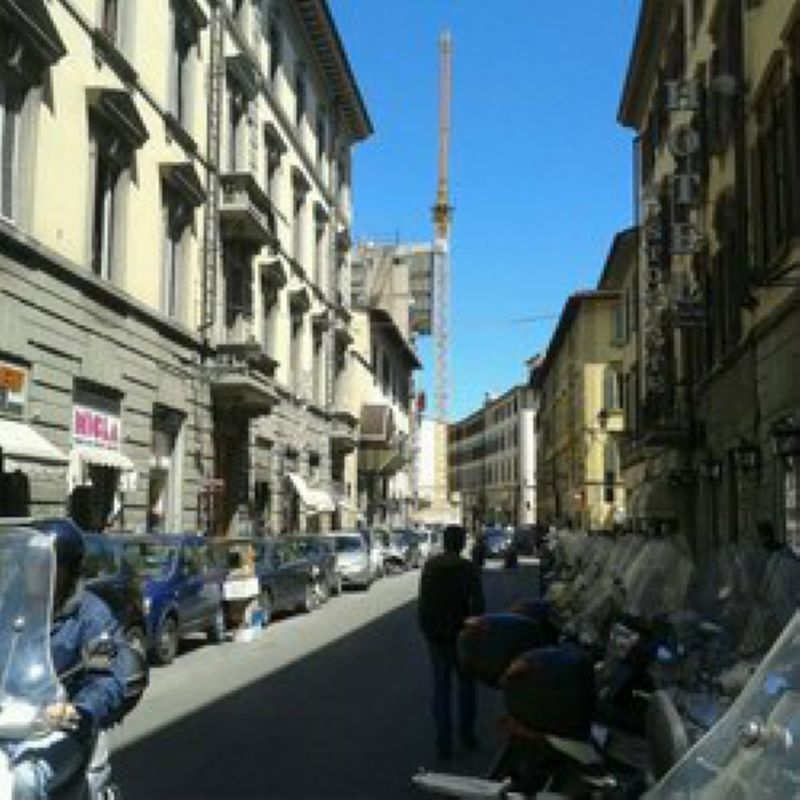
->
<box><xmin>416</xmin><ymin>528</ymin><xmax>442</xmax><ymax>561</ymax></box>
<box><xmin>323</xmin><ymin>532</ymin><xmax>373</xmax><ymax>590</ymax></box>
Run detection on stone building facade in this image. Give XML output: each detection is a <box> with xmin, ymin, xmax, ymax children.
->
<box><xmin>0</xmin><ymin>0</ymin><xmax>372</xmax><ymax>536</ymax></box>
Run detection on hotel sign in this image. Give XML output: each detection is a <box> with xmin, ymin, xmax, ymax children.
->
<box><xmin>642</xmin><ymin>79</ymin><xmax>705</xmax><ymax>404</ymax></box>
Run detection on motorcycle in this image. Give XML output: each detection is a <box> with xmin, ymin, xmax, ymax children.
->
<box><xmin>0</xmin><ymin>528</ymin><xmax>146</xmax><ymax>799</ymax></box>
<box><xmin>648</xmin><ymin>608</ymin><xmax>800</xmax><ymax>798</ymax></box>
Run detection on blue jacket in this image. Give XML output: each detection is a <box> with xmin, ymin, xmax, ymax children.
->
<box><xmin>50</xmin><ymin>587</ymin><xmax>128</xmax><ymax>734</ymax></box>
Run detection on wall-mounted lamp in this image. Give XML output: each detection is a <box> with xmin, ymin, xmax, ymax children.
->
<box><xmin>698</xmin><ymin>458</ymin><xmax>722</xmax><ymax>481</ymax></box>
<box><xmin>771</xmin><ymin>418</ymin><xmax>800</xmax><ymax>462</ymax></box>
<box><xmin>731</xmin><ymin>441</ymin><xmax>761</xmax><ymax>473</ymax></box>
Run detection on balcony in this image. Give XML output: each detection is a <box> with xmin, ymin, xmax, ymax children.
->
<box><xmin>220</xmin><ymin>172</ymin><xmax>277</xmax><ymax>247</ymax></box>
<box><xmin>209</xmin><ymin>313</ymin><xmax>279</xmax><ymax>416</ymax></box>
<box><xmin>330</xmin><ymin>410</ymin><xmax>358</xmax><ymax>454</ymax></box>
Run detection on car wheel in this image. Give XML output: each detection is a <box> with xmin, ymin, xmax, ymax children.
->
<box><xmin>207</xmin><ymin>608</ymin><xmax>226</xmax><ymax>644</ymax></box>
<box><xmin>260</xmin><ymin>591</ymin><xmax>273</xmax><ymax>627</ymax></box>
<box><xmin>125</xmin><ymin>625</ymin><xmax>147</xmax><ymax>657</ymax></box>
<box><xmin>153</xmin><ymin>616</ymin><xmax>179</xmax><ymax>665</ymax></box>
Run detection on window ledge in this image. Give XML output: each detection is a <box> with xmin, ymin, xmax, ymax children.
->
<box><xmin>164</xmin><ymin>113</ymin><xmax>198</xmax><ymax>156</ymax></box>
<box><xmin>91</xmin><ymin>29</ymin><xmax>138</xmax><ymax>86</ymax></box>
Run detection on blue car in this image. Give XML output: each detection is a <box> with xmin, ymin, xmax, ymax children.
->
<box><xmin>114</xmin><ymin>534</ymin><xmax>225</xmax><ymax>665</ymax></box>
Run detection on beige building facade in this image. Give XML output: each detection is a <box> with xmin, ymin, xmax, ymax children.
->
<box><xmin>0</xmin><ymin>0</ymin><xmax>372</xmax><ymax>536</ymax></box>
<box><xmin>618</xmin><ymin>0</ymin><xmax>800</xmax><ymax>553</ymax></box>
<box><xmin>534</xmin><ymin>292</ymin><xmax>625</xmax><ymax>532</ymax></box>
<box><xmin>449</xmin><ymin>383</ymin><xmax>538</xmax><ymax>531</ymax></box>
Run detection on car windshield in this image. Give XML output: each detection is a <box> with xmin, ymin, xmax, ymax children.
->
<box><xmin>123</xmin><ymin>541</ymin><xmax>176</xmax><ymax>578</ymax></box>
<box><xmin>83</xmin><ymin>536</ymin><xmax>120</xmax><ymax>579</ymax></box>
<box><xmin>333</xmin><ymin>537</ymin><xmax>362</xmax><ymax>553</ymax></box>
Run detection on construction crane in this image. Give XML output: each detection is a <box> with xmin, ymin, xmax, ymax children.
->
<box><xmin>432</xmin><ymin>31</ymin><xmax>453</xmax><ymax>422</ymax></box>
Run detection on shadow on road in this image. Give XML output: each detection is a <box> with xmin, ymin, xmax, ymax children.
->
<box><xmin>116</xmin><ymin>564</ymin><xmax>540</xmax><ymax>800</ymax></box>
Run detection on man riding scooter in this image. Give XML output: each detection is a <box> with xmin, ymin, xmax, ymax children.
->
<box><xmin>8</xmin><ymin>519</ymin><xmax>133</xmax><ymax>800</ymax></box>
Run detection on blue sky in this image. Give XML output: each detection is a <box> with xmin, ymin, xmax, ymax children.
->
<box><xmin>329</xmin><ymin>1</ymin><xmax>641</xmax><ymax>421</ymax></box>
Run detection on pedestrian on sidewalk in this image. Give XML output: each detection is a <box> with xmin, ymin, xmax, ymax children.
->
<box><xmin>418</xmin><ymin>524</ymin><xmax>485</xmax><ymax>760</ymax></box>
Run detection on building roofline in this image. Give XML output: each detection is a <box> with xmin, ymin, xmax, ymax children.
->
<box><xmin>617</xmin><ymin>0</ymin><xmax>671</xmax><ymax>129</ymax></box>
<box><xmin>368</xmin><ymin>307</ymin><xmax>421</xmax><ymax>369</ymax></box>
<box><xmin>597</xmin><ymin>227</ymin><xmax>639</xmax><ymax>290</ymax></box>
<box><xmin>533</xmin><ymin>290</ymin><xmax>621</xmax><ymax>389</ymax></box>
<box><xmin>295</xmin><ymin>0</ymin><xmax>373</xmax><ymax>141</ymax></box>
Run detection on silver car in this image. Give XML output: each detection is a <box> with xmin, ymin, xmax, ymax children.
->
<box><xmin>323</xmin><ymin>532</ymin><xmax>373</xmax><ymax>590</ymax></box>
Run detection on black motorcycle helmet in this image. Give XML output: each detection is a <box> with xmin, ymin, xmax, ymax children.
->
<box><xmin>31</xmin><ymin>517</ymin><xmax>86</xmax><ymax>606</ymax></box>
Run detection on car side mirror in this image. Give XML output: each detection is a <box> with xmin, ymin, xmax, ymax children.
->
<box><xmin>83</xmin><ymin>633</ymin><xmax>117</xmax><ymax>673</ymax></box>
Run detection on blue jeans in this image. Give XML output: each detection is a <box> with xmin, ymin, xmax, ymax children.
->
<box><xmin>428</xmin><ymin>641</ymin><xmax>477</xmax><ymax>751</ymax></box>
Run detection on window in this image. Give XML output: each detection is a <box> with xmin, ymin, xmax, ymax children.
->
<box><xmin>312</xmin><ymin>327</ymin><xmax>324</xmax><ymax>406</ymax></box>
<box><xmin>316</xmin><ymin>111</ymin><xmax>326</xmax><ymax>164</ymax></box>
<box><xmin>603</xmin><ymin>367</ymin><xmax>620</xmax><ymax>411</ymax></box>
<box><xmin>223</xmin><ymin>243</ymin><xmax>254</xmax><ymax>339</ymax></box>
<box><xmin>295</xmin><ymin>63</ymin><xmax>306</xmax><ymax>127</ymax></box>
<box><xmin>0</xmin><ymin>77</ymin><xmax>21</xmax><ymax>221</ymax></box>
<box><xmin>752</xmin><ymin>72</ymin><xmax>791</xmax><ymax>271</ymax></box>
<box><xmin>161</xmin><ymin>189</ymin><xmax>192</xmax><ymax>322</ymax></box>
<box><xmin>170</xmin><ymin>3</ymin><xmax>198</xmax><ymax>129</ymax></box>
<box><xmin>290</xmin><ymin>312</ymin><xmax>304</xmax><ymax>396</ymax></box>
<box><xmin>266</xmin><ymin>142</ymin><xmax>281</xmax><ymax>202</ymax></box>
<box><xmin>228</xmin><ymin>84</ymin><xmax>246</xmax><ymax>171</ymax></box>
<box><xmin>268</xmin><ymin>18</ymin><xmax>282</xmax><ymax>82</ymax></box>
<box><xmin>262</xmin><ymin>285</ymin><xmax>278</xmax><ymax>358</ymax></box>
<box><xmin>89</xmin><ymin>124</ymin><xmax>122</xmax><ymax>281</ymax></box>
<box><xmin>314</xmin><ymin>216</ymin><xmax>326</xmax><ymax>287</ymax></box>
<box><xmin>101</xmin><ymin>0</ymin><xmax>120</xmax><ymax>43</ymax></box>
<box><xmin>292</xmin><ymin>188</ymin><xmax>305</xmax><ymax>263</ymax></box>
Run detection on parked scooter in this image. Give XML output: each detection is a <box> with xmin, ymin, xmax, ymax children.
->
<box><xmin>0</xmin><ymin>528</ymin><xmax>147</xmax><ymax>799</ymax></box>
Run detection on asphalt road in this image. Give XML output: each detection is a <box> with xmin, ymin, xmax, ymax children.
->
<box><xmin>112</xmin><ymin>559</ymin><xmax>541</xmax><ymax>800</ymax></box>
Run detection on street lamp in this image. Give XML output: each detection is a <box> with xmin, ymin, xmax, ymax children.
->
<box><xmin>731</xmin><ymin>441</ymin><xmax>761</xmax><ymax>473</ymax></box>
<box><xmin>771</xmin><ymin>418</ymin><xmax>800</xmax><ymax>464</ymax></box>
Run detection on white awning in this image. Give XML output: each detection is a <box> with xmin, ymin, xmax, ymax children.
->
<box><xmin>286</xmin><ymin>473</ymin><xmax>335</xmax><ymax>514</ymax></box>
<box><xmin>0</xmin><ymin>418</ymin><xmax>68</xmax><ymax>467</ymax></box>
<box><xmin>71</xmin><ymin>445</ymin><xmax>135</xmax><ymax>472</ymax></box>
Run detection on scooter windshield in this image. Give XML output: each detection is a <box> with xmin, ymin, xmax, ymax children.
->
<box><xmin>0</xmin><ymin>529</ymin><xmax>62</xmax><ymax>740</ymax></box>
<box><xmin>648</xmin><ymin>610</ymin><xmax>800</xmax><ymax>798</ymax></box>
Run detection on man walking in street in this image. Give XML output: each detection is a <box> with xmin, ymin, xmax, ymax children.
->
<box><xmin>418</xmin><ymin>524</ymin><xmax>485</xmax><ymax>759</ymax></box>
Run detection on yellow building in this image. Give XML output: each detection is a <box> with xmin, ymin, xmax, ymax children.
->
<box><xmin>534</xmin><ymin>291</ymin><xmax>625</xmax><ymax>532</ymax></box>
<box><xmin>618</xmin><ymin>0</ymin><xmax>800</xmax><ymax>552</ymax></box>
<box><xmin>0</xmin><ymin>0</ymin><xmax>372</xmax><ymax>535</ymax></box>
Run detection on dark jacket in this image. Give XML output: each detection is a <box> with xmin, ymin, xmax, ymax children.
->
<box><xmin>418</xmin><ymin>552</ymin><xmax>485</xmax><ymax>644</ymax></box>
<box><xmin>51</xmin><ymin>586</ymin><xmax>128</xmax><ymax>735</ymax></box>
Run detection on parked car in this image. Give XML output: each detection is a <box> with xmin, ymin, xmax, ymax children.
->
<box><xmin>416</xmin><ymin>527</ymin><xmax>443</xmax><ymax>561</ymax></box>
<box><xmin>294</xmin><ymin>534</ymin><xmax>341</xmax><ymax>601</ymax></box>
<box><xmin>377</xmin><ymin>529</ymin><xmax>421</xmax><ymax>573</ymax></box>
<box><xmin>483</xmin><ymin>527</ymin><xmax>513</xmax><ymax>559</ymax></box>
<box><xmin>323</xmin><ymin>532</ymin><xmax>373</xmax><ymax>590</ymax></box>
<box><xmin>116</xmin><ymin>533</ymin><xmax>225</xmax><ymax>666</ymax></box>
<box><xmin>359</xmin><ymin>527</ymin><xmax>385</xmax><ymax>579</ymax></box>
<box><xmin>252</xmin><ymin>536</ymin><xmax>319</xmax><ymax>619</ymax></box>
<box><xmin>82</xmin><ymin>532</ymin><xmax>149</xmax><ymax>655</ymax></box>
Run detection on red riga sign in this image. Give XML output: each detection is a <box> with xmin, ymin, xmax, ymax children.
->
<box><xmin>72</xmin><ymin>405</ymin><xmax>121</xmax><ymax>450</ymax></box>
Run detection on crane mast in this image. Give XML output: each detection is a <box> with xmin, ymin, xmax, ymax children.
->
<box><xmin>432</xmin><ymin>31</ymin><xmax>452</xmax><ymax>422</ymax></box>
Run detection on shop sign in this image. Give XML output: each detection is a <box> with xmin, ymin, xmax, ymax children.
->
<box><xmin>0</xmin><ymin>362</ymin><xmax>28</xmax><ymax>416</ymax></box>
<box><xmin>72</xmin><ymin>405</ymin><xmax>122</xmax><ymax>450</ymax></box>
